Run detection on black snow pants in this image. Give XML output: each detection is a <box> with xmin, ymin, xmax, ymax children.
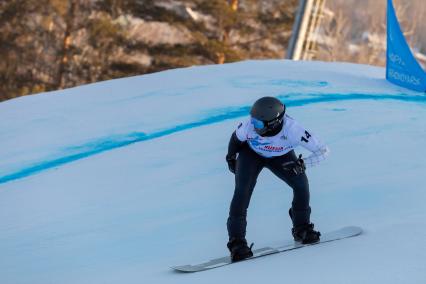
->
<box><xmin>227</xmin><ymin>144</ymin><xmax>311</xmax><ymax>240</ymax></box>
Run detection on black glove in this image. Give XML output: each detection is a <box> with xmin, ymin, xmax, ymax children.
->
<box><xmin>226</xmin><ymin>154</ymin><xmax>237</xmax><ymax>174</ymax></box>
<box><xmin>282</xmin><ymin>154</ymin><xmax>306</xmax><ymax>175</ymax></box>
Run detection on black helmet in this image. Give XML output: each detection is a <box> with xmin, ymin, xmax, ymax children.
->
<box><xmin>250</xmin><ymin>97</ymin><xmax>286</xmax><ymax>136</ymax></box>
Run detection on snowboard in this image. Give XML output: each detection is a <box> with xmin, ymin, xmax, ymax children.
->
<box><xmin>172</xmin><ymin>226</ymin><xmax>362</xmax><ymax>273</ymax></box>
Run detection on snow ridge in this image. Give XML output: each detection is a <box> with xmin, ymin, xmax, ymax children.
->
<box><xmin>1</xmin><ymin>92</ymin><xmax>424</xmax><ymax>185</ymax></box>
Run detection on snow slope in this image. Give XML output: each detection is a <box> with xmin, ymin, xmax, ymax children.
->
<box><xmin>0</xmin><ymin>60</ymin><xmax>425</xmax><ymax>284</ymax></box>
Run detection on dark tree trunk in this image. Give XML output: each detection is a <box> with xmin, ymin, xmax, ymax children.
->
<box><xmin>56</xmin><ymin>0</ymin><xmax>78</xmax><ymax>89</ymax></box>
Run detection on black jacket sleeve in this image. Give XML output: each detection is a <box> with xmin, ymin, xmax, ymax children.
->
<box><xmin>227</xmin><ymin>131</ymin><xmax>245</xmax><ymax>157</ymax></box>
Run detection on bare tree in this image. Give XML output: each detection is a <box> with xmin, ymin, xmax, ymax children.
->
<box><xmin>56</xmin><ymin>0</ymin><xmax>78</xmax><ymax>89</ymax></box>
<box><xmin>314</xmin><ymin>0</ymin><xmax>425</xmax><ymax>67</ymax></box>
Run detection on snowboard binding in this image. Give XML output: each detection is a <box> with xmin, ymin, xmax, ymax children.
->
<box><xmin>289</xmin><ymin>208</ymin><xmax>321</xmax><ymax>244</ymax></box>
<box><xmin>292</xmin><ymin>223</ymin><xmax>321</xmax><ymax>244</ymax></box>
<box><xmin>227</xmin><ymin>237</ymin><xmax>254</xmax><ymax>262</ymax></box>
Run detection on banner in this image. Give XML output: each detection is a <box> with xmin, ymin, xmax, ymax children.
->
<box><xmin>386</xmin><ymin>0</ymin><xmax>426</xmax><ymax>92</ymax></box>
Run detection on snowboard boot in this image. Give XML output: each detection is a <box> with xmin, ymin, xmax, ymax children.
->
<box><xmin>291</xmin><ymin>223</ymin><xmax>321</xmax><ymax>244</ymax></box>
<box><xmin>289</xmin><ymin>208</ymin><xmax>320</xmax><ymax>244</ymax></box>
<box><xmin>227</xmin><ymin>237</ymin><xmax>254</xmax><ymax>262</ymax></box>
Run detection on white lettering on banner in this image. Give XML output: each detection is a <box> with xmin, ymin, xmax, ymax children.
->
<box><xmin>389</xmin><ymin>53</ymin><xmax>406</xmax><ymax>66</ymax></box>
<box><xmin>388</xmin><ymin>69</ymin><xmax>421</xmax><ymax>86</ymax></box>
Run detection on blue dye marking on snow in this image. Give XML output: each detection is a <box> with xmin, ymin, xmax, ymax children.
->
<box><xmin>231</xmin><ymin>78</ymin><xmax>329</xmax><ymax>89</ymax></box>
<box><xmin>104</xmin><ymin>85</ymin><xmax>211</xmax><ymax>104</ymax></box>
<box><xmin>0</xmin><ymin>92</ymin><xmax>425</xmax><ymax>185</ymax></box>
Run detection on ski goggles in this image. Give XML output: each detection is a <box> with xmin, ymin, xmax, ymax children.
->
<box><xmin>251</xmin><ymin>117</ymin><xmax>266</xmax><ymax>130</ymax></box>
<box><xmin>251</xmin><ymin>114</ymin><xmax>284</xmax><ymax>132</ymax></box>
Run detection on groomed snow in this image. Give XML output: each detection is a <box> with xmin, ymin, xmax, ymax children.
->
<box><xmin>0</xmin><ymin>60</ymin><xmax>425</xmax><ymax>284</ymax></box>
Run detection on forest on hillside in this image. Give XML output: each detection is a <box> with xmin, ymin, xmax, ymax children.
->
<box><xmin>1</xmin><ymin>0</ymin><xmax>425</xmax><ymax>102</ymax></box>
<box><xmin>0</xmin><ymin>0</ymin><xmax>297</xmax><ymax>101</ymax></box>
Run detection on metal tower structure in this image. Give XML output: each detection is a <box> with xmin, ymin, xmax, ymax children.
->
<box><xmin>286</xmin><ymin>0</ymin><xmax>327</xmax><ymax>60</ymax></box>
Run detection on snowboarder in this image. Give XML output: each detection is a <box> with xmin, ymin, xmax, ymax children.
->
<box><xmin>225</xmin><ymin>96</ymin><xmax>330</xmax><ymax>262</ymax></box>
